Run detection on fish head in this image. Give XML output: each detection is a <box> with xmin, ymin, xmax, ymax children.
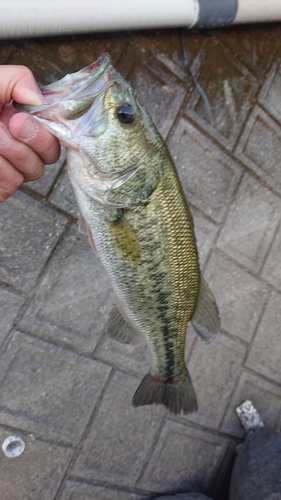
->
<box><xmin>14</xmin><ymin>54</ymin><xmax>164</xmax><ymax>206</ymax></box>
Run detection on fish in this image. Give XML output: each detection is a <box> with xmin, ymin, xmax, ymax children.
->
<box><xmin>14</xmin><ymin>54</ymin><xmax>220</xmax><ymax>415</ymax></box>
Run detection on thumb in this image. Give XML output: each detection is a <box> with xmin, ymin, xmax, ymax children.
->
<box><xmin>0</xmin><ymin>65</ymin><xmax>44</xmax><ymax>106</ymax></box>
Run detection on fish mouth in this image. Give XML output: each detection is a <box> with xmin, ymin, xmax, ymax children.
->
<box><xmin>13</xmin><ymin>53</ymin><xmax>112</xmax><ymax>116</ymax></box>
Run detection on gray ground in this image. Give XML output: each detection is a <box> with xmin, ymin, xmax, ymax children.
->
<box><xmin>0</xmin><ymin>24</ymin><xmax>281</xmax><ymax>499</ymax></box>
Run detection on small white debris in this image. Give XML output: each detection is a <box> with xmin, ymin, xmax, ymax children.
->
<box><xmin>2</xmin><ymin>436</ymin><xmax>25</xmax><ymax>458</ymax></box>
<box><xmin>236</xmin><ymin>400</ymin><xmax>264</xmax><ymax>431</ymax></box>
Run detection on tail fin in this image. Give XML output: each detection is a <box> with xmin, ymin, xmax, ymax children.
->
<box><xmin>132</xmin><ymin>372</ymin><xmax>198</xmax><ymax>415</ymax></box>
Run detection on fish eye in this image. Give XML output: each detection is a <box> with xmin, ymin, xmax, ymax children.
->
<box><xmin>117</xmin><ymin>104</ymin><xmax>135</xmax><ymax>124</ymax></box>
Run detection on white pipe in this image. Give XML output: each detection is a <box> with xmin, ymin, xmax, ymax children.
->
<box><xmin>235</xmin><ymin>0</ymin><xmax>281</xmax><ymax>23</ymax></box>
<box><xmin>0</xmin><ymin>0</ymin><xmax>281</xmax><ymax>39</ymax></box>
<box><xmin>0</xmin><ymin>0</ymin><xmax>198</xmax><ymax>39</ymax></box>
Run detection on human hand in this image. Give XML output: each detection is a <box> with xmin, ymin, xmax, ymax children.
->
<box><xmin>0</xmin><ymin>65</ymin><xmax>60</xmax><ymax>201</ymax></box>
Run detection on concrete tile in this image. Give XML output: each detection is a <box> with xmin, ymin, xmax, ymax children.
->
<box><xmin>148</xmin><ymin>31</ymin><xmax>206</xmax><ymax>83</ymax></box>
<box><xmin>25</xmin><ymin>146</ymin><xmax>66</xmax><ymax>197</ymax></box>
<box><xmin>72</xmin><ymin>370</ymin><xmax>164</xmax><ymax>488</ymax></box>
<box><xmin>191</xmin><ymin>209</ymin><xmax>218</xmax><ymax>267</ymax></box>
<box><xmin>0</xmin><ymin>330</ymin><xmax>111</xmax><ymax>444</ymax></box>
<box><xmin>118</xmin><ymin>47</ymin><xmax>186</xmax><ymax>139</ymax></box>
<box><xmin>262</xmin><ymin>221</ymin><xmax>281</xmax><ymax>290</ymax></box>
<box><xmin>205</xmin><ymin>252</ymin><xmax>269</xmax><ymax>342</ymax></box>
<box><xmin>218</xmin><ymin>24</ymin><xmax>280</xmax><ymax>79</ymax></box>
<box><xmin>259</xmin><ymin>58</ymin><xmax>281</xmax><ymax>125</ymax></box>
<box><xmin>58</xmin><ymin>479</ymin><xmax>147</xmax><ymax>500</ymax></box>
<box><xmin>168</xmin><ymin>118</ymin><xmax>241</xmax><ymax>223</ymax></box>
<box><xmin>20</xmin><ymin>227</ymin><xmax>112</xmax><ymax>353</ymax></box>
<box><xmin>245</xmin><ymin>290</ymin><xmax>281</xmax><ymax>383</ymax></box>
<box><xmin>236</xmin><ymin>106</ymin><xmax>281</xmax><ymax>196</ymax></box>
<box><xmin>186</xmin><ymin>334</ymin><xmax>245</xmax><ymax>429</ymax></box>
<box><xmin>216</xmin><ymin>174</ymin><xmax>281</xmax><ymax>273</ymax></box>
<box><xmin>0</xmin><ymin>190</ymin><xmax>67</xmax><ymax>292</ymax></box>
<box><xmin>221</xmin><ymin>370</ymin><xmax>281</xmax><ymax>437</ymax></box>
<box><xmin>185</xmin><ymin>39</ymin><xmax>258</xmax><ymax>149</ymax></box>
<box><xmin>120</xmin><ymin>31</ymin><xmax>205</xmax><ymax>78</ymax></box>
<box><xmin>137</xmin><ymin>419</ymin><xmax>229</xmax><ymax>494</ymax></box>
<box><xmin>0</xmin><ymin>286</ymin><xmax>25</xmax><ymax>349</ymax></box>
<box><xmin>49</xmin><ymin>167</ymin><xmax>78</xmax><ymax>217</ymax></box>
<box><xmin>0</xmin><ymin>426</ymin><xmax>73</xmax><ymax>500</ymax></box>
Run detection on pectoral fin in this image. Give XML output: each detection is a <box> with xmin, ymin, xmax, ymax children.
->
<box><xmin>106</xmin><ymin>305</ymin><xmax>138</xmax><ymax>344</ymax></box>
<box><xmin>108</xmin><ymin>215</ymin><xmax>140</xmax><ymax>262</ymax></box>
<box><xmin>191</xmin><ymin>276</ymin><xmax>220</xmax><ymax>344</ymax></box>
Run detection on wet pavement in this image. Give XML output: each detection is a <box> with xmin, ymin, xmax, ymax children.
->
<box><xmin>1</xmin><ymin>24</ymin><xmax>281</xmax><ymax>499</ymax></box>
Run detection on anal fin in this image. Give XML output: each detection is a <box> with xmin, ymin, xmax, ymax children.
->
<box><xmin>191</xmin><ymin>276</ymin><xmax>220</xmax><ymax>344</ymax></box>
<box><xmin>106</xmin><ymin>305</ymin><xmax>138</xmax><ymax>344</ymax></box>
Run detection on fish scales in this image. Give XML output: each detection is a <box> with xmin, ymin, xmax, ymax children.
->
<box><xmin>14</xmin><ymin>53</ymin><xmax>220</xmax><ymax>415</ymax></box>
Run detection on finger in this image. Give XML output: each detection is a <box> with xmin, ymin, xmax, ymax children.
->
<box><xmin>0</xmin><ymin>123</ymin><xmax>44</xmax><ymax>182</ymax></box>
<box><xmin>9</xmin><ymin>113</ymin><xmax>60</xmax><ymax>166</ymax></box>
<box><xmin>0</xmin><ymin>102</ymin><xmax>18</xmax><ymax>128</ymax></box>
<box><xmin>0</xmin><ymin>65</ymin><xmax>43</xmax><ymax>105</ymax></box>
<box><xmin>0</xmin><ymin>155</ymin><xmax>24</xmax><ymax>202</ymax></box>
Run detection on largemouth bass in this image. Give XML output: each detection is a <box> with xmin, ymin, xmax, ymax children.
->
<box><xmin>15</xmin><ymin>54</ymin><xmax>220</xmax><ymax>415</ymax></box>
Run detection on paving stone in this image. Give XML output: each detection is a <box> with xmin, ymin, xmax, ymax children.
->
<box><xmin>168</xmin><ymin>118</ymin><xmax>241</xmax><ymax>223</ymax></box>
<box><xmin>218</xmin><ymin>24</ymin><xmax>281</xmax><ymax>79</ymax></box>
<box><xmin>236</xmin><ymin>106</ymin><xmax>281</xmax><ymax>196</ymax></box>
<box><xmin>0</xmin><ymin>190</ymin><xmax>67</xmax><ymax>292</ymax></box>
<box><xmin>259</xmin><ymin>58</ymin><xmax>281</xmax><ymax>125</ymax></box>
<box><xmin>147</xmin><ymin>30</ymin><xmax>206</xmax><ymax>83</ymax></box>
<box><xmin>0</xmin><ymin>330</ymin><xmax>111</xmax><ymax>444</ymax></box>
<box><xmin>49</xmin><ymin>167</ymin><xmax>78</xmax><ymax>217</ymax></box>
<box><xmin>0</xmin><ymin>426</ymin><xmax>73</xmax><ymax>500</ymax></box>
<box><xmin>185</xmin><ymin>333</ymin><xmax>245</xmax><ymax>429</ymax></box>
<box><xmin>261</xmin><ymin>221</ymin><xmax>281</xmax><ymax>290</ymax></box>
<box><xmin>72</xmin><ymin>370</ymin><xmax>164</xmax><ymax>488</ymax></box>
<box><xmin>118</xmin><ymin>31</ymin><xmax>206</xmax><ymax>82</ymax></box>
<box><xmin>58</xmin><ymin>479</ymin><xmax>147</xmax><ymax>500</ymax></box>
<box><xmin>191</xmin><ymin>209</ymin><xmax>218</xmax><ymax>268</ymax></box>
<box><xmin>0</xmin><ymin>286</ymin><xmax>25</xmax><ymax>349</ymax></box>
<box><xmin>137</xmin><ymin>419</ymin><xmax>229</xmax><ymax>494</ymax></box>
<box><xmin>20</xmin><ymin>227</ymin><xmax>112</xmax><ymax>353</ymax></box>
<box><xmin>216</xmin><ymin>174</ymin><xmax>281</xmax><ymax>273</ymax></box>
<box><xmin>221</xmin><ymin>370</ymin><xmax>281</xmax><ymax>438</ymax></box>
<box><xmin>246</xmin><ymin>290</ymin><xmax>281</xmax><ymax>383</ymax></box>
<box><xmin>118</xmin><ymin>45</ymin><xmax>186</xmax><ymax>140</ymax></box>
<box><xmin>204</xmin><ymin>252</ymin><xmax>269</xmax><ymax>342</ymax></box>
<box><xmin>25</xmin><ymin>146</ymin><xmax>66</xmax><ymax>197</ymax></box>
<box><xmin>185</xmin><ymin>39</ymin><xmax>258</xmax><ymax>149</ymax></box>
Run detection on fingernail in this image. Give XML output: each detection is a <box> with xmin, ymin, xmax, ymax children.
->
<box><xmin>0</xmin><ymin>125</ymin><xmax>10</xmax><ymax>146</ymax></box>
<box><xmin>20</xmin><ymin>117</ymin><xmax>38</xmax><ymax>141</ymax></box>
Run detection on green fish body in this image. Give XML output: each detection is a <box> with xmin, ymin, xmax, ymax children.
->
<box><xmin>15</xmin><ymin>54</ymin><xmax>220</xmax><ymax>414</ymax></box>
